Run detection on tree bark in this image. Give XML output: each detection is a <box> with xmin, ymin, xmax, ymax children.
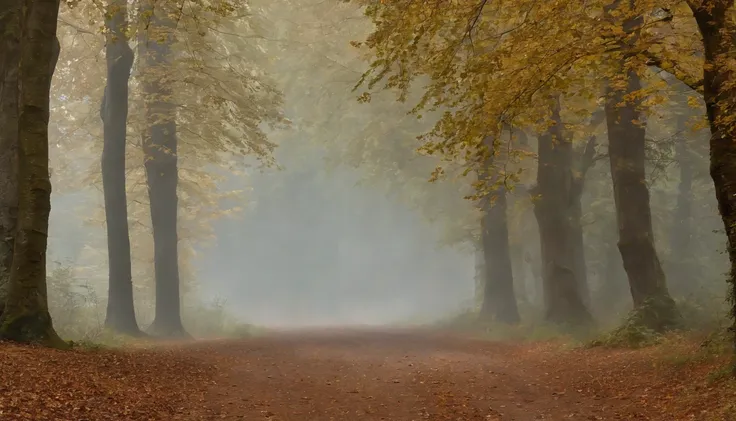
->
<box><xmin>101</xmin><ymin>0</ymin><xmax>141</xmax><ymax>335</ymax></box>
<box><xmin>532</xmin><ymin>99</ymin><xmax>592</xmax><ymax>326</ymax></box>
<box><xmin>138</xmin><ymin>3</ymin><xmax>187</xmax><ymax>337</ymax></box>
<box><xmin>569</xmin><ymin>196</ymin><xmax>589</xmax><ymax>307</ymax></box>
<box><xmin>0</xmin><ymin>0</ymin><xmax>66</xmax><ymax>347</ymax></box>
<box><xmin>600</xmin><ymin>228</ymin><xmax>629</xmax><ymax>314</ymax></box>
<box><xmin>668</xmin><ymin>115</ymin><xmax>696</xmax><ymax>297</ymax></box>
<box><xmin>689</xmin><ymin>1</ymin><xmax>736</xmax><ymax>354</ymax></box>
<box><xmin>569</xmin><ymin>113</ymin><xmax>605</xmax><ymax>309</ymax></box>
<box><xmin>510</xmin><ymin>242</ymin><xmax>528</xmax><ymax>306</ymax></box>
<box><xmin>0</xmin><ymin>0</ymin><xmax>21</xmax><ymax>317</ymax></box>
<box><xmin>604</xmin><ymin>70</ymin><xmax>678</xmax><ymax>331</ymax></box>
<box><xmin>477</xmin><ymin>137</ymin><xmax>520</xmax><ymax>324</ymax></box>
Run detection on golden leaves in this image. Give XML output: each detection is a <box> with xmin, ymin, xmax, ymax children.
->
<box><xmin>352</xmin><ymin>0</ymin><xmax>708</xmax><ymax>202</ymax></box>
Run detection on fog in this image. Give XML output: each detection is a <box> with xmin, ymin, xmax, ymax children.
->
<box><xmin>41</xmin><ymin>0</ymin><xmax>729</xmax><ymax>337</ymax></box>
<box><xmin>197</xmin><ymin>166</ymin><xmax>474</xmax><ymax>327</ymax></box>
<box><xmin>47</xmin><ymin>153</ymin><xmax>474</xmax><ymax>329</ymax></box>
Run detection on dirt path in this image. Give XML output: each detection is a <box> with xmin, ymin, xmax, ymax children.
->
<box><xmin>197</xmin><ymin>328</ymin><xmax>606</xmax><ymax>420</ymax></box>
<box><xmin>0</xmin><ymin>328</ymin><xmax>732</xmax><ymax>420</ymax></box>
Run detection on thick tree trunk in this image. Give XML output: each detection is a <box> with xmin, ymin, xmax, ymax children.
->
<box><xmin>689</xmin><ymin>2</ymin><xmax>736</xmax><ymax>357</ymax></box>
<box><xmin>532</xmin><ymin>100</ymin><xmax>592</xmax><ymax>326</ymax></box>
<box><xmin>477</xmin><ymin>137</ymin><xmax>520</xmax><ymax>324</ymax></box>
<box><xmin>0</xmin><ymin>0</ymin><xmax>65</xmax><ymax>347</ymax></box>
<box><xmin>0</xmin><ymin>0</ymin><xmax>21</xmax><ymax>317</ymax></box>
<box><xmin>138</xmin><ymin>4</ymin><xmax>186</xmax><ymax>337</ymax></box>
<box><xmin>669</xmin><ymin>116</ymin><xmax>695</xmax><ymax>296</ymax></box>
<box><xmin>604</xmin><ymin>70</ymin><xmax>678</xmax><ymax>331</ymax></box>
<box><xmin>101</xmin><ymin>0</ymin><xmax>140</xmax><ymax>335</ymax></box>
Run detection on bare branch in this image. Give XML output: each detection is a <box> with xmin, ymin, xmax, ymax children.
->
<box><xmin>58</xmin><ymin>17</ymin><xmax>96</xmax><ymax>35</ymax></box>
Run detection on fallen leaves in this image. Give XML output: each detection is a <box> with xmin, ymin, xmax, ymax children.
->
<box><xmin>0</xmin><ymin>330</ymin><xmax>734</xmax><ymax>420</ymax></box>
<box><xmin>0</xmin><ymin>341</ymin><xmax>216</xmax><ymax>420</ymax></box>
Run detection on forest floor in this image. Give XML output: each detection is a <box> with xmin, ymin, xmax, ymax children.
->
<box><xmin>0</xmin><ymin>327</ymin><xmax>734</xmax><ymax>420</ymax></box>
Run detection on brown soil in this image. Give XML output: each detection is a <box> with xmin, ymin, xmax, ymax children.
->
<box><xmin>0</xmin><ymin>327</ymin><xmax>733</xmax><ymax>420</ymax></box>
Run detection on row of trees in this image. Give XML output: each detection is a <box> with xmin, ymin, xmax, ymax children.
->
<box><xmin>349</xmin><ymin>0</ymin><xmax>735</xmax><ymax>337</ymax></box>
<box><xmin>250</xmin><ymin>0</ymin><xmax>723</xmax><ymax>330</ymax></box>
<box><xmin>0</xmin><ymin>0</ymin><xmax>732</xmax><ymax>348</ymax></box>
<box><xmin>0</xmin><ymin>0</ymin><xmax>284</xmax><ymax>344</ymax></box>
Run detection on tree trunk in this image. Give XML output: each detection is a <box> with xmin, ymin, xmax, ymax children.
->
<box><xmin>0</xmin><ymin>0</ymin><xmax>21</xmax><ymax>317</ymax></box>
<box><xmin>473</xmin><ymin>245</ymin><xmax>484</xmax><ymax>310</ymax></box>
<box><xmin>532</xmin><ymin>99</ymin><xmax>592</xmax><ymax>326</ymax></box>
<box><xmin>570</xmin><ymin>186</ymin><xmax>590</xmax><ymax>307</ymax></box>
<box><xmin>524</xmin><ymin>251</ymin><xmax>543</xmax><ymax>308</ymax></box>
<box><xmin>138</xmin><ymin>4</ymin><xmax>187</xmax><ymax>337</ymax></box>
<box><xmin>477</xmin><ymin>137</ymin><xmax>520</xmax><ymax>324</ymax></box>
<box><xmin>570</xmin><ymin>115</ymin><xmax>605</xmax><ymax>310</ymax></box>
<box><xmin>101</xmin><ymin>0</ymin><xmax>140</xmax><ymax>335</ymax></box>
<box><xmin>510</xmin><ymin>243</ymin><xmax>528</xmax><ymax>306</ymax></box>
<box><xmin>598</xmin><ymin>222</ymin><xmax>629</xmax><ymax>317</ymax></box>
<box><xmin>690</xmin><ymin>1</ymin><xmax>736</xmax><ymax>354</ymax></box>
<box><xmin>479</xmin><ymin>188</ymin><xmax>520</xmax><ymax>323</ymax></box>
<box><xmin>668</xmin><ymin>115</ymin><xmax>695</xmax><ymax>297</ymax></box>
<box><xmin>604</xmin><ymin>70</ymin><xmax>678</xmax><ymax>331</ymax></box>
<box><xmin>0</xmin><ymin>0</ymin><xmax>65</xmax><ymax>347</ymax></box>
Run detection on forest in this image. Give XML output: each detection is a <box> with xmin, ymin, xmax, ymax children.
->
<box><xmin>1</xmin><ymin>0</ymin><xmax>736</xmax><ymax>419</ymax></box>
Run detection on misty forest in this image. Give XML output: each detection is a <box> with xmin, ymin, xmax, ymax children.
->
<box><xmin>1</xmin><ymin>0</ymin><xmax>736</xmax><ymax>419</ymax></box>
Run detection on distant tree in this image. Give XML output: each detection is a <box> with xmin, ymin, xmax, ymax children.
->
<box><xmin>137</xmin><ymin>1</ymin><xmax>187</xmax><ymax>337</ymax></box>
<box><xmin>531</xmin><ymin>100</ymin><xmax>593</xmax><ymax>325</ymax></box>
<box><xmin>477</xmin><ymin>135</ymin><xmax>520</xmax><ymax>323</ymax></box>
<box><xmin>100</xmin><ymin>0</ymin><xmax>141</xmax><ymax>335</ymax></box>
<box><xmin>49</xmin><ymin>0</ymin><xmax>284</xmax><ymax>334</ymax></box>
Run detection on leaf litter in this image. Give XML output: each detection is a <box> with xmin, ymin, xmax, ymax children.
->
<box><xmin>0</xmin><ymin>330</ymin><xmax>733</xmax><ymax>420</ymax></box>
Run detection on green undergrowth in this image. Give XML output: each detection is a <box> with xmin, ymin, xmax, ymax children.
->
<box><xmin>588</xmin><ymin>319</ymin><xmax>664</xmax><ymax>349</ymax></box>
<box><xmin>67</xmin><ymin>320</ymin><xmax>265</xmax><ymax>351</ymax></box>
<box><xmin>589</xmin><ymin>295</ymin><xmax>728</xmax><ymax>349</ymax></box>
<box><xmin>661</xmin><ymin>328</ymin><xmax>732</xmax><ymax>368</ymax></box>
<box><xmin>438</xmin><ymin>308</ymin><xmax>596</xmax><ymax>345</ymax></box>
<box><xmin>44</xmin><ymin>265</ymin><xmax>264</xmax><ymax>349</ymax></box>
<box><xmin>441</xmin><ymin>295</ymin><xmax>730</xmax><ymax>354</ymax></box>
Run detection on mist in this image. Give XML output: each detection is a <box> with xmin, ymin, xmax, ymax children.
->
<box><xmin>196</xmin><ymin>160</ymin><xmax>475</xmax><ymax>327</ymax></box>
<box><xmin>3</xmin><ymin>0</ymin><xmax>736</xmax><ymax>419</ymax></box>
<box><xmin>31</xmin><ymin>0</ymin><xmax>729</xmax><ymax>340</ymax></box>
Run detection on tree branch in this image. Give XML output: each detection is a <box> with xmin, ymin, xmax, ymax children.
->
<box><xmin>579</xmin><ymin>135</ymin><xmax>598</xmax><ymax>176</ymax></box>
<box><xmin>58</xmin><ymin>17</ymin><xmax>96</xmax><ymax>35</ymax></box>
<box><xmin>643</xmin><ymin>51</ymin><xmax>704</xmax><ymax>95</ymax></box>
